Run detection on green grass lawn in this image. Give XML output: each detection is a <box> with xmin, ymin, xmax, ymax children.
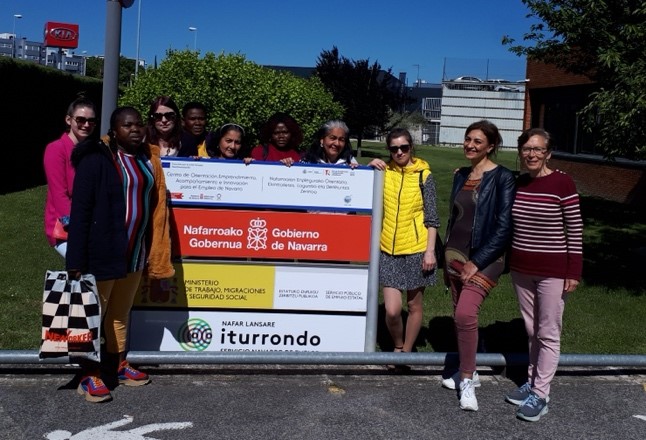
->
<box><xmin>1</xmin><ymin>143</ymin><xmax>644</xmax><ymax>355</ymax></box>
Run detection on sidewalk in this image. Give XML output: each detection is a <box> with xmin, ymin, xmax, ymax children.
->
<box><xmin>1</xmin><ymin>364</ymin><xmax>645</xmax><ymax>439</ymax></box>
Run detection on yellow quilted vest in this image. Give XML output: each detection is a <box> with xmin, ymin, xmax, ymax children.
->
<box><xmin>380</xmin><ymin>158</ymin><xmax>431</xmax><ymax>255</ymax></box>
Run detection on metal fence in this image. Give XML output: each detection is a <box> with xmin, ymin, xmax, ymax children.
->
<box><xmin>2</xmin><ymin>350</ymin><xmax>646</xmax><ymax>368</ymax></box>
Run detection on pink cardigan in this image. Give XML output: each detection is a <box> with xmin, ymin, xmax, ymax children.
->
<box><xmin>43</xmin><ymin>133</ymin><xmax>76</xmax><ymax>246</ymax></box>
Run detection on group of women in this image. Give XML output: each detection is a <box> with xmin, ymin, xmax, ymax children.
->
<box><xmin>146</xmin><ymin>96</ymin><xmax>356</xmax><ymax>167</ymax></box>
<box><xmin>42</xmin><ymin>96</ymin><xmax>358</xmax><ymax>404</ymax></box>
<box><xmin>43</xmin><ymin>96</ymin><xmax>582</xmax><ymax>423</ymax></box>
<box><xmin>370</xmin><ymin>120</ymin><xmax>582</xmax><ymax>422</ymax></box>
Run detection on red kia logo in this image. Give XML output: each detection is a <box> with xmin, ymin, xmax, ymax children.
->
<box><xmin>49</xmin><ymin>27</ymin><xmax>77</xmax><ymax>41</ymax></box>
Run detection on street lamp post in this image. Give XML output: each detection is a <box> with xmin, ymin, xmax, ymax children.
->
<box><xmin>82</xmin><ymin>50</ymin><xmax>88</xmax><ymax>76</ymax></box>
<box><xmin>188</xmin><ymin>26</ymin><xmax>197</xmax><ymax>51</ymax></box>
<box><xmin>135</xmin><ymin>0</ymin><xmax>142</xmax><ymax>76</ymax></box>
<box><xmin>12</xmin><ymin>14</ymin><xmax>22</xmax><ymax>58</ymax></box>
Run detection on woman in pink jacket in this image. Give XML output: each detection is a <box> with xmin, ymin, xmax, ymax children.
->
<box><xmin>43</xmin><ymin>96</ymin><xmax>97</xmax><ymax>257</ymax></box>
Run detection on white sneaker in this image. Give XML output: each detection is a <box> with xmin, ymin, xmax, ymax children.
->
<box><xmin>441</xmin><ymin>371</ymin><xmax>481</xmax><ymax>390</ymax></box>
<box><xmin>459</xmin><ymin>379</ymin><xmax>479</xmax><ymax>411</ymax></box>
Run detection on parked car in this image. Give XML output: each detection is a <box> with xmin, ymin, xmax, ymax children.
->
<box><xmin>453</xmin><ymin>76</ymin><xmax>483</xmax><ymax>83</ymax></box>
<box><xmin>448</xmin><ymin>76</ymin><xmax>491</xmax><ymax>91</ymax></box>
<box><xmin>487</xmin><ymin>78</ymin><xmax>519</xmax><ymax>92</ymax></box>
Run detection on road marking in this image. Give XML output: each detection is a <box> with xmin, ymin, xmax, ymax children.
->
<box><xmin>44</xmin><ymin>415</ymin><xmax>193</xmax><ymax>439</ymax></box>
<box><xmin>633</xmin><ymin>415</ymin><xmax>646</xmax><ymax>422</ymax></box>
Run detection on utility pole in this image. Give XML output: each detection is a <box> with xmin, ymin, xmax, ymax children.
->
<box><xmin>413</xmin><ymin>64</ymin><xmax>420</xmax><ymax>87</ymax></box>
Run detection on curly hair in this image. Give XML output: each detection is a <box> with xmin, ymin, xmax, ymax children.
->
<box><xmin>258</xmin><ymin>112</ymin><xmax>304</xmax><ymax>149</ymax></box>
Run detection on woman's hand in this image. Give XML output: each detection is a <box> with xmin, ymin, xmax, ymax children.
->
<box><xmin>564</xmin><ymin>279</ymin><xmax>579</xmax><ymax>293</ymax></box>
<box><xmin>243</xmin><ymin>157</ymin><xmax>254</xmax><ymax>165</ymax></box>
<box><xmin>368</xmin><ymin>158</ymin><xmax>386</xmax><ymax>170</ymax></box>
<box><xmin>280</xmin><ymin>157</ymin><xmax>295</xmax><ymax>167</ymax></box>
<box><xmin>67</xmin><ymin>270</ymin><xmax>82</xmax><ymax>280</ymax></box>
<box><xmin>460</xmin><ymin>260</ymin><xmax>479</xmax><ymax>283</ymax></box>
<box><xmin>422</xmin><ymin>249</ymin><xmax>437</xmax><ymax>272</ymax></box>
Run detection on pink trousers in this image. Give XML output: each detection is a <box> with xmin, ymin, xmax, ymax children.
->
<box><xmin>449</xmin><ymin>278</ymin><xmax>488</xmax><ymax>375</ymax></box>
<box><xmin>511</xmin><ymin>271</ymin><xmax>567</xmax><ymax>398</ymax></box>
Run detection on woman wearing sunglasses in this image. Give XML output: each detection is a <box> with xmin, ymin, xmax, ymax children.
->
<box><xmin>146</xmin><ymin>96</ymin><xmax>182</xmax><ymax>157</ymax></box>
<box><xmin>368</xmin><ymin>128</ymin><xmax>440</xmax><ymax>372</ymax></box>
<box><xmin>440</xmin><ymin>120</ymin><xmax>516</xmax><ymax>412</ymax></box>
<box><xmin>43</xmin><ymin>95</ymin><xmax>97</xmax><ymax>257</ymax></box>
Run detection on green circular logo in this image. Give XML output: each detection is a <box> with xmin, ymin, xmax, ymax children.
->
<box><xmin>178</xmin><ymin>318</ymin><xmax>213</xmax><ymax>351</ymax></box>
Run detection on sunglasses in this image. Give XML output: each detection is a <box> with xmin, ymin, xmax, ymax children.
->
<box><xmin>151</xmin><ymin>111</ymin><xmax>177</xmax><ymax>122</ymax></box>
<box><xmin>73</xmin><ymin>116</ymin><xmax>97</xmax><ymax>126</ymax></box>
<box><xmin>388</xmin><ymin>144</ymin><xmax>411</xmax><ymax>153</ymax></box>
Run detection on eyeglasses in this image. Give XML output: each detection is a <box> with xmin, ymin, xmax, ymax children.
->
<box><xmin>520</xmin><ymin>146</ymin><xmax>548</xmax><ymax>156</ymax></box>
<box><xmin>73</xmin><ymin>116</ymin><xmax>97</xmax><ymax>126</ymax></box>
<box><xmin>151</xmin><ymin>112</ymin><xmax>176</xmax><ymax>122</ymax></box>
<box><xmin>388</xmin><ymin>144</ymin><xmax>411</xmax><ymax>153</ymax></box>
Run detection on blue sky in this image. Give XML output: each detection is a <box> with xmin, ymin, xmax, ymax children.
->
<box><xmin>3</xmin><ymin>0</ymin><xmax>536</xmax><ymax>83</ymax></box>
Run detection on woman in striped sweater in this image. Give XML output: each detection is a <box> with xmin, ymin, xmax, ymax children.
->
<box><xmin>506</xmin><ymin>128</ymin><xmax>583</xmax><ymax>422</ymax></box>
<box><xmin>67</xmin><ymin>107</ymin><xmax>174</xmax><ymax>403</ymax></box>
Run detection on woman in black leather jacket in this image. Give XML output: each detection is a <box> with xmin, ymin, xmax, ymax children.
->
<box><xmin>440</xmin><ymin>120</ymin><xmax>516</xmax><ymax>412</ymax></box>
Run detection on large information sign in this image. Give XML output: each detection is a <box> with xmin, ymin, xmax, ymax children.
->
<box><xmin>130</xmin><ymin>262</ymin><xmax>368</xmax><ymax>352</ymax></box>
<box><xmin>172</xmin><ymin>208</ymin><xmax>371</xmax><ymax>261</ymax></box>
<box><xmin>129</xmin><ymin>310</ymin><xmax>366</xmax><ymax>352</ymax></box>
<box><xmin>129</xmin><ymin>160</ymin><xmax>377</xmax><ymax>353</ymax></box>
<box><xmin>162</xmin><ymin>158</ymin><xmax>374</xmax><ymax>211</ymax></box>
<box><xmin>135</xmin><ymin>262</ymin><xmax>368</xmax><ymax>312</ymax></box>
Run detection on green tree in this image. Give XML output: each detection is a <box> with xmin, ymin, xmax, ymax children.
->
<box><xmin>85</xmin><ymin>56</ymin><xmax>103</xmax><ymax>79</ymax></box>
<box><xmin>503</xmin><ymin>0</ymin><xmax>646</xmax><ymax>159</ymax></box>
<box><xmin>84</xmin><ymin>55</ymin><xmax>138</xmax><ymax>88</ymax></box>
<box><xmin>315</xmin><ymin>47</ymin><xmax>405</xmax><ymax>156</ymax></box>
<box><xmin>120</xmin><ymin>50</ymin><xmax>343</xmax><ymax>147</ymax></box>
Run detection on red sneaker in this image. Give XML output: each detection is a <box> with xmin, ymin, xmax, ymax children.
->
<box><xmin>77</xmin><ymin>375</ymin><xmax>112</xmax><ymax>403</ymax></box>
<box><xmin>117</xmin><ymin>360</ymin><xmax>151</xmax><ymax>386</ymax></box>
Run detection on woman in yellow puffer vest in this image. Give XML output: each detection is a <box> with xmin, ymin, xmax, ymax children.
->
<box><xmin>369</xmin><ymin>128</ymin><xmax>440</xmax><ymax>371</ymax></box>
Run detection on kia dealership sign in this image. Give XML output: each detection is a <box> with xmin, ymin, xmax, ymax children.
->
<box><xmin>44</xmin><ymin>22</ymin><xmax>79</xmax><ymax>48</ymax></box>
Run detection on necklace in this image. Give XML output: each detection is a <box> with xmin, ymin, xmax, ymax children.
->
<box><xmin>161</xmin><ymin>146</ymin><xmax>177</xmax><ymax>156</ymax></box>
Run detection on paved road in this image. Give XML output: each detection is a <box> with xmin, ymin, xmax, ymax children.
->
<box><xmin>1</xmin><ymin>364</ymin><xmax>645</xmax><ymax>439</ymax></box>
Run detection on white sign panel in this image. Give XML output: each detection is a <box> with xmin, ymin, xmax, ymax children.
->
<box><xmin>129</xmin><ymin>310</ymin><xmax>366</xmax><ymax>352</ymax></box>
<box><xmin>162</xmin><ymin>158</ymin><xmax>374</xmax><ymax>211</ymax></box>
<box><xmin>273</xmin><ymin>266</ymin><xmax>368</xmax><ymax>312</ymax></box>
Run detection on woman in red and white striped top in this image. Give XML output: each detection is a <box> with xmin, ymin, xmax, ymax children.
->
<box><xmin>506</xmin><ymin>128</ymin><xmax>583</xmax><ymax>422</ymax></box>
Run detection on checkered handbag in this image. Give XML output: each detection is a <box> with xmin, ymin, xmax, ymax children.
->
<box><xmin>39</xmin><ymin>271</ymin><xmax>101</xmax><ymax>362</ymax></box>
